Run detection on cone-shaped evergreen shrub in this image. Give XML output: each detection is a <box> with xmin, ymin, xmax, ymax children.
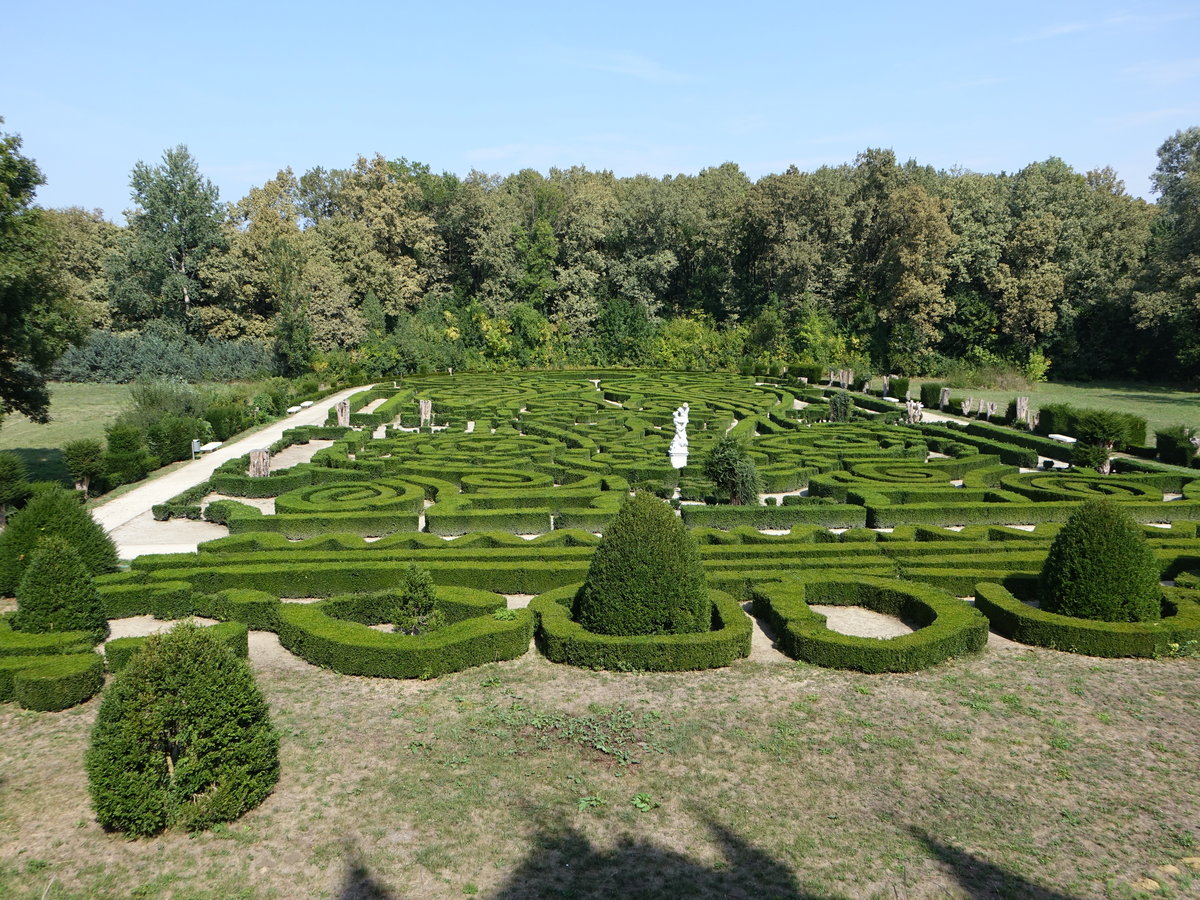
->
<box><xmin>86</xmin><ymin>623</ymin><xmax>280</xmax><ymax>836</ymax></box>
<box><xmin>574</xmin><ymin>492</ymin><xmax>709</xmax><ymax>636</ymax></box>
<box><xmin>0</xmin><ymin>485</ymin><xmax>118</xmax><ymax>595</ymax></box>
<box><xmin>1039</xmin><ymin>499</ymin><xmax>1161</xmax><ymax>622</ymax></box>
<box><xmin>11</xmin><ymin>537</ymin><xmax>108</xmax><ymax>639</ymax></box>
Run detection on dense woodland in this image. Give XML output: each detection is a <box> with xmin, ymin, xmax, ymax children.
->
<box><xmin>2</xmin><ymin>120</ymin><xmax>1199</xmax><ymax>423</ymax></box>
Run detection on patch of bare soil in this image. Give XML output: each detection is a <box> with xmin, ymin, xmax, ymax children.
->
<box><xmin>203</xmin><ymin>492</ymin><xmax>275</xmax><ymax>514</ymax></box>
<box><xmin>808</xmin><ymin>605</ymin><xmax>914</xmax><ymax>639</ymax></box>
<box><xmin>103</xmin><ymin>615</ymin><xmax>219</xmax><ymax>641</ymax></box>
<box><xmin>108</xmin><ymin>509</ymin><xmax>229</xmax><ymax>557</ymax></box>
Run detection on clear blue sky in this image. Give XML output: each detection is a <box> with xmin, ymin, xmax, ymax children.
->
<box><xmin>4</xmin><ymin>0</ymin><xmax>1198</xmax><ymax>221</ymax></box>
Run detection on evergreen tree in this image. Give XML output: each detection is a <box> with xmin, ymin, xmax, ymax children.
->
<box><xmin>1039</xmin><ymin>500</ymin><xmax>1161</xmax><ymax>622</ymax></box>
<box><xmin>574</xmin><ymin>492</ymin><xmax>709</xmax><ymax>636</ymax></box>
<box><xmin>11</xmin><ymin>536</ymin><xmax>108</xmax><ymax>639</ymax></box>
<box><xmin>0</xmin><ymin>484</ymin><xmax>118</xmax><ymax>594</ymax></box>
<box><xmin>87</xmin><ymin>623</ymin><xmax>280</xmax><ymax>836</ymax></box>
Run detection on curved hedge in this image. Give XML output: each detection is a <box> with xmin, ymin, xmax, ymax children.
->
<box><xmin>0</xmin><ymin>652</ymin><xmax>104</xmax><ymax>711</ymax></box>
<box><xmin>749</xmin><ymin>575</ymin><xmax>989</xmax><ymax>672</ymax></box>
<box><xmin>275</xmin><ymin>587</ymin><xmax>533</xmax><ymax>678</ymax></box>
<box><xmin>532</xmin><ymin>584</ymin><xmax>751</xmax><ymax>671</ymax></box>
<box><xmin>974</xmin><ymin>582</ymin><xmax>1200</xmax><ymax>657</ymax></box>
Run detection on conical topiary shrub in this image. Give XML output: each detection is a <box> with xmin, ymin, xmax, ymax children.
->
<box><xmin>86</xmin><ymin>623</ymin><xmax>280</xmax><ymax>836</ymax></box>
<box><xmin>0</xmin><ymin>485</ymin><xmax>118</xmax><ymax>595</ymax></box>
<box><xmin>573</xmin><ymin>492</ymin><xmax>709</xmax><ymax>636</ymax></box>
<box><xmin>1039</xmin><ymin>499</ymin><xmax>1161</xmax><ymax>623</ymax></box>
<box><xmin>11</xmin><ymin>537</ymin><xmax>109</xmax><ymax>640</ymax></box>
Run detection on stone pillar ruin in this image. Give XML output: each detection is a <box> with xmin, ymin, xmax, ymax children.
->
<box><xmin>419</xmin><ymin>399</ymin><xmax>433</xmax><ymax>428</ymax></box>
<box><xmin>939</xmin><ymin>387</ymin><xmax>951</xmax><ymax>410</ymax></box>
<box><xmin>249</xmin><ymin>449</ymin><xmax>271</xmax><ymax>478</ymax></box>
<box><xmin>336</xmin><ymin>400</ymin><xmax>350</xmax><ymax>428</ymax></box>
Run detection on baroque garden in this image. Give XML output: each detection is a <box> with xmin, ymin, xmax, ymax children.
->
<box><xmin>2</xmin><ymin>369</ymin><xmax>1199</xmax><ymax>898</ymax></box>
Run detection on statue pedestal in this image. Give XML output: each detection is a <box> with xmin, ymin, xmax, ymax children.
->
<box><xmin>669</xmin><ymin>448</ymin><xmax>688</xmax><ymax>470</ymax></box>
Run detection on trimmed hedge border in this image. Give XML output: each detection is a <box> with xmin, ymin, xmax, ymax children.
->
<box><xmin>531</xmin><ymin>584</ymin><xmax>751</xmax><ymax>671</ymax></box>
<box><xmin>749</xmin><ymin>574</ymin><xmax>989</xmax><ymax>672</ymax></box>
<box><xmin>0</xmin><ymin>652</ymin><xmax>104</xmax><ymax>711</ymax></box>
<box><xmin>974</xmin><ymin>582</ymin><xmax>1200</xmax><ymax>658</ymax></box>
<box><xmin>275</xmin><ymin>587</ymin><xmax>533</xmax><ymax>678</ymax></box>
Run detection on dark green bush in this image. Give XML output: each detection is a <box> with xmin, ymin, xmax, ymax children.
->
<box><xmin>1039</xmin><ymin>500</ymin><xmax>1161</xmax><ymax>622</ymax></box>
<box><xmin>574</xmin><ymin>492</ymin><xmax>709</xmax><ymax>636</ymax></box>
<box><xmin>11</xmin><ymin>538</ymin><xmax>109</xmax><ymax>640</ymax></box>
<box><xmin>889</xmin><ymin>377</ymin><xmax>910</xmax><ymax>400</ymax></box>
<box><xmin>147</xmin><ymin>416</ymin><xmax>214</xmax><ymax>464</ymax></box>
<box><xmin>61</xmin><ymin>439</ymin><xmax>107</xmax><ymax>497</ymax></box>
<box><xmin>828</xmin><ymin>391</ymin><xmax>853</xmax><ymax>422</ymax></box>
<box><xmin>86</xmin><ymin>623</ymin><xmax>280</xmax><ymax>836</ymax></box>
<box><xmin>919</xmin><ymin>382</ymin><xmax>945</xmax><ymax>407</ymax></box>
<box><xmin>0</xmin><ymin>451</ymin><xmax>32</xmax><ymax>526</ymax></box>
<box><xmin>1156</xmin><ymin>425</ymin><xmax>1197</xmax><ymax>467</ymax></box>
<box><xmin>0</xmin><ymin>485</ymin><xmax>119</xmax><ymax>595</ymax></box>
<box><xmin>702</xmin><ymin>436</ymin><xmax>761</xmax><ymax>505</ymax></box>
<box><xmin>1071</xmin><ymin>442</ymin><xmax>1112</xmax><ymax>472</ymax></box>
<box><xmin>103</xmin><ymin>423</ymin><xmax>156</xmax><ymax>485</ymax></box>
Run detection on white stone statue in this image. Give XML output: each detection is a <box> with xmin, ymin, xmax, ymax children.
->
<box><xmin>669</xmin><ymin>402</ymin><xmax>690</xmax><ymax>469</ymax></box>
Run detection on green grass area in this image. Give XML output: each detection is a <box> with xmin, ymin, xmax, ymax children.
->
<box><xmin>1</xmin><ymin>644</ymin><xmax>1197</xmax><ymax>899</ymax></box>
<box><xmin>0</xmin><ymin>383</ymin><xmax>132</xmax><ymax>483</ymax></box>
<box><xmin>915</xmin><ymin>379</ymin><xmax>1199</xmax><ymax>440</ymax></box>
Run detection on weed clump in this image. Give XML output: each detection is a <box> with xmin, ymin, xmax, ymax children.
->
<box><xmin>574</xmin><ymin>492</ymin><xmax>708</xmax><ymax>636</ymax></box>
<box><xmin>1039</xmin><ymin>499</ymin><xmax>1161</xmax><ymax>622</ymax></box>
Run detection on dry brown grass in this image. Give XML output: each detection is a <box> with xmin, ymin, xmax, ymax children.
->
<box><xmin>1</xmin><ymin>631</ymin><xmax>1198</xmax><ymax>899</ymax></box>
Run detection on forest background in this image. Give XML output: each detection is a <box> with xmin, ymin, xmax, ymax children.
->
<box><xmin>3</xmin><ymin>121</ymin><xmax>1200</xmax><ymax>430</ymax></box>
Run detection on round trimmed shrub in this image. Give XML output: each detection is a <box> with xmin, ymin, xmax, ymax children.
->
<box><xmin>11</xmin><ymin>537</ymin><xmax>109</xmax><ymax>640</ymax></box>
<box><xmin>574</xmin><ymin>492</ymin><xmax>708</xmax><ymax>636</ymax></box>
<box><xmin>86</xmin><ymin>623</ymin><xmax>280</xmax><ymax>836</ymax></box>
<box><xmin>0</xmin><ymin>485</ymin><xmax>119</xmax><ymax>595</ymax></box>
<box><xmin>1039</xmin><ymin>499</ymin><xmax>1161</xmax><ymax>623</ymax></box>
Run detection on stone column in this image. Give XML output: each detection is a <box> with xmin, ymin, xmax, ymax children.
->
<box><xmin>336</xmin><ymin>400</ymin><xmax>350</xmax><ymax>427</ymax></box>
<box><xmin>249</xmin><ymin>449</ymin><xmax>271</xmax><ymax>477</ymax></box>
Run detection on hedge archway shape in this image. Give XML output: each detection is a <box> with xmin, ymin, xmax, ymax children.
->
<box><xmin>749</xmin><ymin>574</ymin><xmax>989</xmax><ymax>673</ymax></box>
<box><xmin>974</xmin><ymin>582</ymin><xmax>1200</xmax><ymax>658</ymax></box>
<box><xmin>531</xmin><ymin>584</ymin><xmax>751</xmax><ymax>671</ymax></box>
<box><xmin>275</xmin><ymin>586</ymin><xmax>533</xmax><ymax>678</ymax></box>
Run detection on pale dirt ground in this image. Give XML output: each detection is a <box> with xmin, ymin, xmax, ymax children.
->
<box><xmin>104</xmin><ymin>615</ymin><xmax>220</xmax><ymax>641</ymax></box>
<box><xmin>358</xmin><ymin>397</ymin><xmax>389</xmax><ymax>414</ymax></box>
<box><xmin>808</xmin><ymin>605</ymin><xmax>915</xmax><ymax>639</ymax></box>
<box><xmin>91</xmin><ymin>386</ymin><xmax>369</xmax><ymax>536</ymax></box>
<box><xmin>269</xmin><ymin>439</ymin><xmax>335</xmax><ymax>472</ymax></box>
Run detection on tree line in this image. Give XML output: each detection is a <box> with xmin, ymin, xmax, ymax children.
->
<box><xmin>3</xmin><ymin>119</ymin><xmax>1199</xmax><ymax>421</ymax></box>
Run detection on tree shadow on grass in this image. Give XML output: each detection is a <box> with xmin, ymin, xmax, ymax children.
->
<box><xmin>338</xmin><ymin>845</ymin><xmax>398</xmax><ymax>900</ymax></box>
<box><xmin>0</xmin><ymin>447</ymin><xmax>69</xmax><ymax>485</ymax></box>
<box><xmin>488</xmin><ymin>820</ymin><xmax>817</xmax><ymax>900</ymax></box>
<box><xmin>912</xmin><ymin>830</ymin><xmax>1083</xmax><ymax>899</ymax></box>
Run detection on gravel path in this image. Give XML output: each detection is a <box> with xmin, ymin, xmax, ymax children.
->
<box><xmin>91</xmin><ymin>386</ymin><xmax>370</xmax><ymax>557</ymax></box>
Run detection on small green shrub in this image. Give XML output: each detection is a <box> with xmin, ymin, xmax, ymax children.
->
<box><xmin>11</xmin><ymin>538</ymin><xmax>109</xmax><ymax>640</ymax></box>
<box><xmin>1156</xmin><ymin>425</ymin><xmax>1197</xmax><ymax>467</ymax></box>
<box><xmin>62</xmin><ymin>439</ymin><xmax>107</xmax><ymax>497</ymax></box>
<box><xmin>702</xmin><ymin>436</ymin><xmax>762</xmax><ymax>505</ymax></box>
<box><xmin>574</xmin><ymin>492</ymin><xmax>708</xmax><ymax>636</ymax></box>
<box><xmin>390</xmin><ymin>564</ymin><xmax>443</xmax><ymax>635</ymax></box>
<box><xmin>828</xmin><ymin>391</ymin><xmax>853</xmax><ymax>422</ymax></box>
<box><xmin>1039</xmin><ymin>499</ymin><xmax>1161</xmax><ymax>623</ymax></box>
<box><xmin>103</xmin><ymin>423</ymin><xmax>156</xmax><ymax>485</ymax></box>
<box><xmin>86</xmin><ymin>623</ymin><xmax>280</xmax><ymax>836</ymax></box>
<box><xmin>0</xmin><ymin>485</ymin><xmax>119</xmax><ymax>595</ymax></box>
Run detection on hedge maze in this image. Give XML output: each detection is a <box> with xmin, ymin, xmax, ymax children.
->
<box><xmin>9</xmin><ymin>371</ymin><xmax>1200</xmax><ymax>708</ymax></box>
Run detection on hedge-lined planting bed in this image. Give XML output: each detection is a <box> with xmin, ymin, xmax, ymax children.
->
<box><xmin>276</xmin><ymin>589</ymin><xmax>533</xmax><ymax>678</ymax></box>
<box><xmin>749</xmin><ymin>575</ymin><xmax>989</xmax><ymax>672</ymax></box>
<box><xmin>974</xmin><ymin>582</ymin><xmax>1200</xmax><ymax>657</ymax></box>
<box><xmin>531</xmin><ymin>584</ymin><xmax>751</xmax><ymax>671</ymax></box>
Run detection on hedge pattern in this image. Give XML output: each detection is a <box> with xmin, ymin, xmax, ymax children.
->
<box><xmin>750</xmin><ymin>575</ymin><xmax>989</xmax><ymax>672</ymax></box>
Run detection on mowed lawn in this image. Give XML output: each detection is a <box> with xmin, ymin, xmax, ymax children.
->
<box><xmin>915</xmin><ymin>380</ymin><xmax>1199</xmax><ymax>440</ymax></box>
<box><xmin>0</xmin><ymin>383</ymin><xmax>131</xmax><ymax>483</ymax></box>
<box><xmin>0</xmin><ymin>634</ymin><xmax>1196</xmax><ymax>899</ymax></box>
